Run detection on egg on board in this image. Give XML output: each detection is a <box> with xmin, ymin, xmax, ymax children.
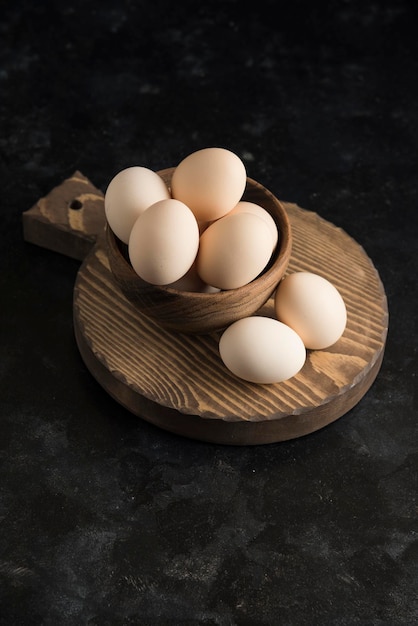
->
<box><xmin>274</xmin><ymin>271</ymin><xmax>347</xmax><ymax>350</ymax></box>
<box><xmin>219</xmin><ymin>316</ymin><xmax>306</xmax><ymax>384</ymax></box>
<box><xmin>229</xmin><ymin>200</ymin><xmax>279</xmax><ymax>251</ymax></box>
<box><xmin>196</xmin><ymin>211</ymin><xmax>273</xmax><ymax>290</ymax></box>
<box><xmin>104</xmin><ymin>166</ymin><xmax>170</xmax><ymax>244</ymax></box>
<box><xmin>128</xmin><ymin>198</ymin><xmax>199</xmax><ymax>286</ymax></box>
<box><xmin>171</xmin><ymin>147</ymin><xmax>247</xmax><ymax>222</ymax></box>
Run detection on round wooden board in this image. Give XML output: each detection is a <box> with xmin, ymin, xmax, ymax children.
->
<box><xmin>73</xmin><ymin>201</ymin><xmax>388</xmax><ymax>445</ymax></box>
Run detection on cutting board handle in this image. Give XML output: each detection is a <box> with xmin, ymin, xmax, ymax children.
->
<box><xmin>22</xmin><ymin>170</ymin><xmax>106</xmax><ymax>261</ymax></box>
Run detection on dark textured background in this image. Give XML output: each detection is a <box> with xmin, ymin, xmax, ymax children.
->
<box><xmin>1</xmin><ymin>1</ymin><xmax>417</xmax><ymax>624</ymax></box>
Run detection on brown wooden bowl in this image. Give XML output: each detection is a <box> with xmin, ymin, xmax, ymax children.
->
<box><xmin>106</xmin><ymin>167</ymin><xmax>292</xmax><ymax>334</ymax></box>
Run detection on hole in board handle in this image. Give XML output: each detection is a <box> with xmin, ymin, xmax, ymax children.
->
<box><xmin>69</xmin><ymin>199</ymin><xmax>83</xmax><ymax>211</ymax></box>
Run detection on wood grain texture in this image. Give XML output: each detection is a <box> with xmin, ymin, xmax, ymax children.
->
<box><xmin>73</xmin><ymin>205</ymin><xmax>388</xmax><ymax>445</ymax></box>
<box><xmin>22</xmin><ymin>171</ymin><xmax>105</xmax><ymax>261</ymax></box>
<box><xmin>23</xmin><ymin>171</ymin><xmax>389</xmax><ymax>445</ymax></box>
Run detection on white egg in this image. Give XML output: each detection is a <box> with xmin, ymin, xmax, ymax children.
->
<box><xmin>104</xmin><ymin>166</ymin><xmax>170</xmax><ymax>244</ymax></box>
<box><xmin>229</xmin><ymin>201</ymin><xmax>278</xmax><ymax>250</ymax></box>
<box><xmin>165</xmin><ymin>261</ymin><xmax>221</xmax><ymax>293</ymax></box>
<box><xmin>274</xmin><ymin>271</ymin><xmax>347</xmax><ymax>350</ymax></box>
<box><xmin>196</xmin><ymin>212</ymin><xmax>273</xmax><ymax>290</ymax></box>
<box><xmin>219</xmin><ymin>316</ymin><xmax>306</xmax><ymax>384</ymax></box>
<box><xmin>171</xmin><ymin>147</ymin><xmax>247</xmax><ymax>222</ymax></box>
<box><xmin>128</xmin><ymin>198</ymin><xmax>199</xmax><ymax>285</ymax></box>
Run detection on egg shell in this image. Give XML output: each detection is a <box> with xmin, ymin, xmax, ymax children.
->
<box><xmin>219</xmin><ymin>316</ymin><xmax>306</xmax><ymax>384</ymax></box>
<box><xmin>165</xmin><ymin>261</ymin><xmax>221</xmax><ymax>293</ymax></box>
<box><xmin>128</xmin><ymin>198</ymin><xmax>199</xmax><ymax>286</ymax></box>
<box><xmin>229</xmin><ymin>200</ymin><xmax>279</xmax><ymax>251</ymax></box>
<box><xmin>171</xmin><ymin>147</ymin><xmax>247</xmax><ymax>222</ymax></box>
<box><xmin>105</xmin><ymin>166</ymin><xmax>170</xmax><ymax>244</ymax></box>
<box><xmin>196</xmin><ymin>212</ymin><xmax>273</xmax><ymax>290</ymax></box>
<box><xmin>274</xmin><ymin>271</ymin><xmax>347</xmax><ymax>350</ymax></box>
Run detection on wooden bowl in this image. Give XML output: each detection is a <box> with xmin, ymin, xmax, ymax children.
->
<box><xmin>106</xmin><ymin>167</ymin><xmax>292</xmax><ymax>334</ymax></box>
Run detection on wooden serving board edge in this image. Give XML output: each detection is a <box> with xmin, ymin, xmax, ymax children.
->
<box><xmin>74</xmin><ymin>313</ymin><xmax>385</xmax><ymax>446</ymax></box>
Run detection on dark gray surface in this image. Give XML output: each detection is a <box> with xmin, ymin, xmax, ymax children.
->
<box><xmin>1</xmin><ymin>1</ymin><xmax>417</xmax><ymax>624</ymax></box>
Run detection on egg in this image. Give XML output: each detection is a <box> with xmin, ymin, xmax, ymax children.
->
<box><xmin>165</xmin><ymin>261</ymin><xmax>221</xmax><ymax>293</ymax></box>
<box><xmin>196</xmin><ymin>212</ymin><xmax>273</xmax><ymax>290</ymax></box>
<box><xmin>171</xmin><ymin>147</ymin><xmax>247</xmax><ymax>222</ymax></box>
<box><xmin>229</xmin><ymin>201</ymin><xmax>279</xmax><ymax>251</ymax></box>
<box><xmin>219</xmin><ymin>316</ymin><xmax>306</xmax><ymax>384</ymax></box>
<box><xmin>128</xmin><ymin>198</ymin><xmax>199</xmax><ymax>285</ymax></box>
<box><xmin>274</xmin><ymin>271</ymin><xmax>347</xmax><ymax>350</ymax></box>
<box><xmin>104</xmin><ymin>166</ymin><xmax>170</xmax><ymax>244</ymax></box>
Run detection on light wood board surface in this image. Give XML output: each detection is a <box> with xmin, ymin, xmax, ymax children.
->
<box><xmin>23</xmin><ymin>171</ymin><xmax>389</xmax><ymax>445</ymax></box>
